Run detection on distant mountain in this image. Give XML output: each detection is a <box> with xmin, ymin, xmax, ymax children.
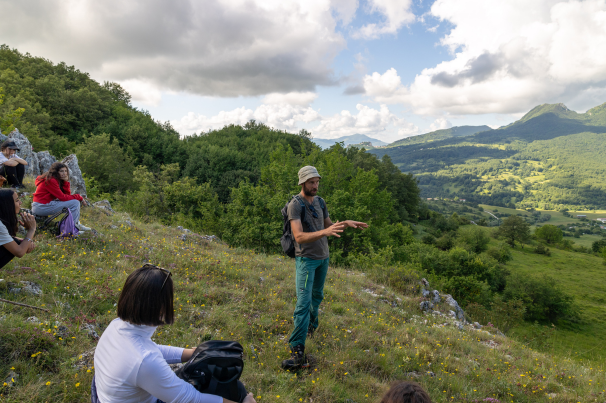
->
<box><xmin>387</xmin><ymin>125</ymin><xmax>493</xmax><ymax>148</ymax></box>
<box><xmin>312</xmin><ymin>134</ymin><xmax>387</xmax><ymax>149</ymax></box>
<box><xmin>369</xmin><ymin>102</ymin><xmax>606</xmax><ymax>209</ymax></box>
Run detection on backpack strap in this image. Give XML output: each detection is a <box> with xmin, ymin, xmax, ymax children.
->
<box><xmin>293</xmin><ymin>195</ymin><xmax>307</xmax><ymax>225</ymax></box>
<box><xmin>317</xmin><ymin>197</ymin><xmax>328</xmax><ymax>218</ymax></box>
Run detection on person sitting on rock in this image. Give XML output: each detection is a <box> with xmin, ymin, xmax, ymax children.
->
<box><xmin>31</xmin><ymin>162</ymin><xmax>91</xmax><ymax>231</ymax></box>
<box><xmin>0</xmin><ymin>189</ymin><xmax>36</xmax><ymax>269</ymax></box>
<box><xmin>378</xmin><ymin>381</ymin><xmax>432</xmax><ymax>403</ymax></box>
<box><xmin>93</xmin><ymin>263</ymin><xmax>257</xmax><ymax>403</ymax></box>
<box><xmin>0</xmin><ymin>140</ymin><xmax>28</xmax><ymax>189</ymax></box>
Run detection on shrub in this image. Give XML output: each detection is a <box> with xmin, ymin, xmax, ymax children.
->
<box><xmin>466</xmin><ymin>295</ymin><xmax>526</xmax><ymax>333</ymax></box>
<box><xmin>486</xmin><ymin>242</ymin><xmax>512</xmax><ymax>263</ymax></box>
<box><xmin>458</xmin><ymin>225</ymin><xmax>490</xmax><ymax>253</ymax></box>
<box><xmin>435</xmin><ymin>232</ymin><xmax>455</xmax><ymax>250</ymax></box>
<box><xmin>534</xmin><ymin>244</ymin><xmax>551</xmax><ymax>256</ymax></box>
<box><xmin>442</xmin><ymin>275</ymin><xmax>492</xmax><ymax>307</ymax></box>
<box><xmin>535</xmin><ymin>224</ymin><xmax>563</xmax><ymax>244</ymax></box>
<box><xmin>421</xmin><ymin>234</ymin><xmax>436</xmax><ymax>245</ymax></box>
<box><xmin>503</xmin><ymin>274</ymin><xmax>579</xmax><ymax>323</ymax></box>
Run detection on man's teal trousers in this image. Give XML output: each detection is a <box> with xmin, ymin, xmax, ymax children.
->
<box><xmin>288</xmin><ymin>257</ymin><xmax>329</xmax><ymax>348</ymax></box>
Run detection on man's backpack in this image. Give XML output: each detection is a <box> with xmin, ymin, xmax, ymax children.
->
<box><xmin>175</xmin><ymin>340</ymin><xmax>247</xmax><ymax>403</ymax></box>
<box><xmin>280</xmin><ymin>195</ymin><xmax>327</xmax><ymax>258</ymax></box>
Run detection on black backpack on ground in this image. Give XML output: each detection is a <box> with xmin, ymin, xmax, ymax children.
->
<box><xmin>175</xmin><ymin>341</ymin><xmax>247</xmax><ymax>403</ymax></box>
<box><xmin>280</xmin><ymin>195</ymin><xmax>327</xmax><ymax>258</ymax></box>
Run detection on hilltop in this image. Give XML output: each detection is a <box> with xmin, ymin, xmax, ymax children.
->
<box><xmin>312</xmin><ymin>134</ymin><xmax>387</xmax><ymax>149</ymax></box>
<box><xmin>370</xmin><ymin>102</ymin><xmax>606</xmax><ymax>210</ymax></box>
<box><xmin>387</xmin><ymin>126</ymin><xmax>493</xmax><ymax>148</ymax></box>
<box><xmin>1</xmin><ymin>192</ymin><xmax>605</xmax><ymax>402</ymax></box>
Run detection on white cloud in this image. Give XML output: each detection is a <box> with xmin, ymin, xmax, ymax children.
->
<box><xmin>364</xmin><ymin>0</ymin><xmax>606</xmax><ymax>114</ymax></box>
<box><xmin>313</xmin><ymin>104</ymin><xmax>417</xmax><ymax>139</ymax></box>
<box><xmin>0</xmin><ymin>0</ymin><xmax>351</xmax><ymax>98</ymax></box>
<box><xmin>429</xmin><ymin>117</ymin><xmax>452</xmax><ymax>132</ymax></box>
<box><xmin>173</xmin><ymin>104</ymin><xmax>320</xmax><ymax>135</ymax></box>
<box><xmin>173</xmin><ymin>102</ymin><xmax>416</xmax><ymax>141</ymax></box>
<box><xmin>262</xmin><ymin>92</ymin><xmax>318</xmax><ymax>106</ymax></box>
<box><xmin>118</xmin><ymin>79</ymin><xmax>163</xmax><ymax>107</ymax></box>
<box><xmin>353</xmin><ymin>0</ymin><xmax>415</xmax><ymax>39</ymax></box>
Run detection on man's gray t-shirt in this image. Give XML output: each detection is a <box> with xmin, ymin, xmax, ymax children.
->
<box><xmin>287</xmin><ymin>196</ymin><xmax>329</xmax><ymax>260</ymax></box>
<box><xmin>0</xmin><ymin>221</ymin><xmax>14</xmax><ymax>246</ymax></box>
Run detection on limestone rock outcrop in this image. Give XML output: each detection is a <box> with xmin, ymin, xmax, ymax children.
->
<box><xmin>37</xmin><ymin>151</ymin><xmax>57</xmax><ymax>174</ymax></box>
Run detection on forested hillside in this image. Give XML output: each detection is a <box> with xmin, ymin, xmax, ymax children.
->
<box><xmin>387</xmin><ymin>125</ymin><xmax>492</xmax><ymax>148</ymax></box>
<box><xmin>371</xmin><ymin>103</ymin><xmax>606</xmax><ymax>209</ymax></box>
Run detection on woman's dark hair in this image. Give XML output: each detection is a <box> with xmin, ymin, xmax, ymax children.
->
<box><xmin>39</xmin><ymin>162</ymin><xmax>69</xmax><ymax>192</ymax></box>
<box><xmin>379</xmin><ymin>381</ymin><xmax>432</xmax><ymax>403</ymax></box>
<box><xmin>0</xmin><ymin>189</ymin><xmax>18</xmax><ymax>236</ymax></box>
<box><xmin>117</xmin><ymin>264</ymin><xmax>174</xmax><ymax>326</ymax></box>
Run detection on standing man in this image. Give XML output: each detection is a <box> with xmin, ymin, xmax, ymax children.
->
<box><xmin>281</xmin><ymin>166</ymin><xmax>368</xmax><ymax>371</ymax></box>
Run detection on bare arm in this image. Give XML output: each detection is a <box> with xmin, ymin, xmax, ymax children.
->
<box><xmin>291</xmin><ymin>219</ymin><xmax>345</xmax><ymax>244</ymax></box>
<box><xmin>11</xmin><ymin>156</ymin><xmax>28</xmax><ymax>165</ymax></box>
<box><xmin>1</xmin><ymin>159</ymin><xmax>19</xmax><ymax>167</ymax></box>
<box><xmin>3</xmin><ymin>212</ymin><xmax>36</xmax><ymax>258</ymax></box>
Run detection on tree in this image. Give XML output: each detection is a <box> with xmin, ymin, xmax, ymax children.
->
<box><xmin>75</xmin><ymin>133</ymin><xmax>135</xmax><ymax>193</ymax></box>
<box><xmin>497</xmin><ymin>215</ymin><xmax>531</xmax><ymax>247</ymax></box>
<box><xmin>0</xmin><ymin>87</ymin><xmax>24</xmax><ymax>133</ymax></box>
<box><xmin>458</xmin><ymin>225</ymin><xmax>491</xmax><ymax>253</ymax></box>
<box><xmin>535</xmin><ymin>224</ymin><xmax>563</xmax><ymax>244</ymax></box>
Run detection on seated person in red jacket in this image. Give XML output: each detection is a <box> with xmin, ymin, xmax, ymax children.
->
<box><xmin>31</xmin><ymin>162</ymin><xmax>91</xmax><ymax>231</ymax></box>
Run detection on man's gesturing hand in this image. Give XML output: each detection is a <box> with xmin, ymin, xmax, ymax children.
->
<box><xmin>324</xmin><ymin>221</ymin><xmax>346</xmax><ymax>238</ymax></box>
<box><xmin>343</xmin><ymin>220</ymin><xmax>369</xmax><ymax>229</ymax></box>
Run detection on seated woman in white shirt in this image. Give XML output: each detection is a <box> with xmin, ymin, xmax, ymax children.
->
<box><xmin>93</xmin><ymin>263</ymin><xmax>256</xmax><ymax>403</ymax></box>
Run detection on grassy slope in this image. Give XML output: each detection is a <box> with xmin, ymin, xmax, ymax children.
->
<box><xmin>425</xmin><ymin>201</ymin><xmax>606</xmax><ymax>364</ymax></box>
<box><xmin>1</xmin><ymin>194</ymin><xmax>605</xmax><ymax>402</ymax></box>
<box><xmin>504</xmin><ymin>245</ymin><xmax>606</xmax><ymax>363</ymax></box>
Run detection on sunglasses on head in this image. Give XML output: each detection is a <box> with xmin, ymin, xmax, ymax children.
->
<box><xmin>142</xmin><ymin>263</ymin><xmax>172</xmax><ymax>291</ymax></box>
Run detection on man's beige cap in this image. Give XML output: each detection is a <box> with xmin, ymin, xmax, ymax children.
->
<box><xmin>298</xmin><ymin>165</ymin><xmax>321</xmax><ymax>185</ymax></box>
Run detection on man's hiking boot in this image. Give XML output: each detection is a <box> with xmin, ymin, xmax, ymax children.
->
<box><xmin>281</xmin><ymin>344</ymin><xmax>310</xmax><ymax>371</ymax></box>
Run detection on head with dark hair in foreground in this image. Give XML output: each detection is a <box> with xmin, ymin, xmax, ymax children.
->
<box><xmin>117</xmin><ymin>264</ymin><xmax>174</xmax><ymax>326</ymax></box>
<box><xmin>379</xmin><ymin>381</ymin><xmax>432</xmax><ymax>403</ymax></box>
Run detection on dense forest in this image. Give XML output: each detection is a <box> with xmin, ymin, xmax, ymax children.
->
<box><xmin>372</xmin><ymin>103</ymin><xmax>606</xmax><ymax>209</ymax></box>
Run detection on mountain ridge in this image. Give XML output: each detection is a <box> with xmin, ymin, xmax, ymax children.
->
<box><xmin>312</xmin><ymin>133</ymin><xmax>387</xmax><ymax>149</ymax></box>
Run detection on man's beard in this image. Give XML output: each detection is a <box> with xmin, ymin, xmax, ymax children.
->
<box><xmin>303</xmin><ymin>186</ymin><xmax>317</xmax><ymax>197</ymax></box>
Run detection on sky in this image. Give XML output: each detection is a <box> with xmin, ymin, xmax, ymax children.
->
<box><xmin>2</xmin><ymin>0</ymin><xmax>606</xmax><ymax>143</ymax></box>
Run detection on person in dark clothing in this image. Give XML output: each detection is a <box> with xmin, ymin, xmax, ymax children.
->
<box><xmin>0</xmin><ymin>141</ymin><xmax>28</xmax><ymax>189</ymax></box>
<box><xmin>0</xmin><ymin>189</ymin><xmax>36</xmax><ymax>269</ymax></box>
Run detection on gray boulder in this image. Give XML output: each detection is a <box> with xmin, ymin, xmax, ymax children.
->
<box><xmin>62</xmin><ymin>154</ymin><xmax>87</xmax><ymax>196</ymax></box>
<box><xmin>37</xmin><ymin>151</ymin><xmax>57</xmax><ymax>174</ymax></box>
<box><xmin>93</xmin><ymin>200</ymin><xmax>115</xmax><ymax>214</ymax></box>
<box><xmin>8</xmin><ymin>128</ymin><xmax>40</xmax><ymax>176</ymax></box>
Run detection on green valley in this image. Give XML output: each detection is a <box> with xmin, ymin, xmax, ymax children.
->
<box><xmin>370</xmin><ymin>103</ymin><xmax>606</xmax><ymax>210</ymax></box>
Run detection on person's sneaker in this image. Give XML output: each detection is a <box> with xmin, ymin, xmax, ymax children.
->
<box><xmin>281</xmin><ymin>344</ymin><xmax>310</xmax><ymax>371</ymax></box>
<box><xmin>76</xmin><ymin>222</ymin><xmax>91</xmax><ymax>231</ymax></box>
